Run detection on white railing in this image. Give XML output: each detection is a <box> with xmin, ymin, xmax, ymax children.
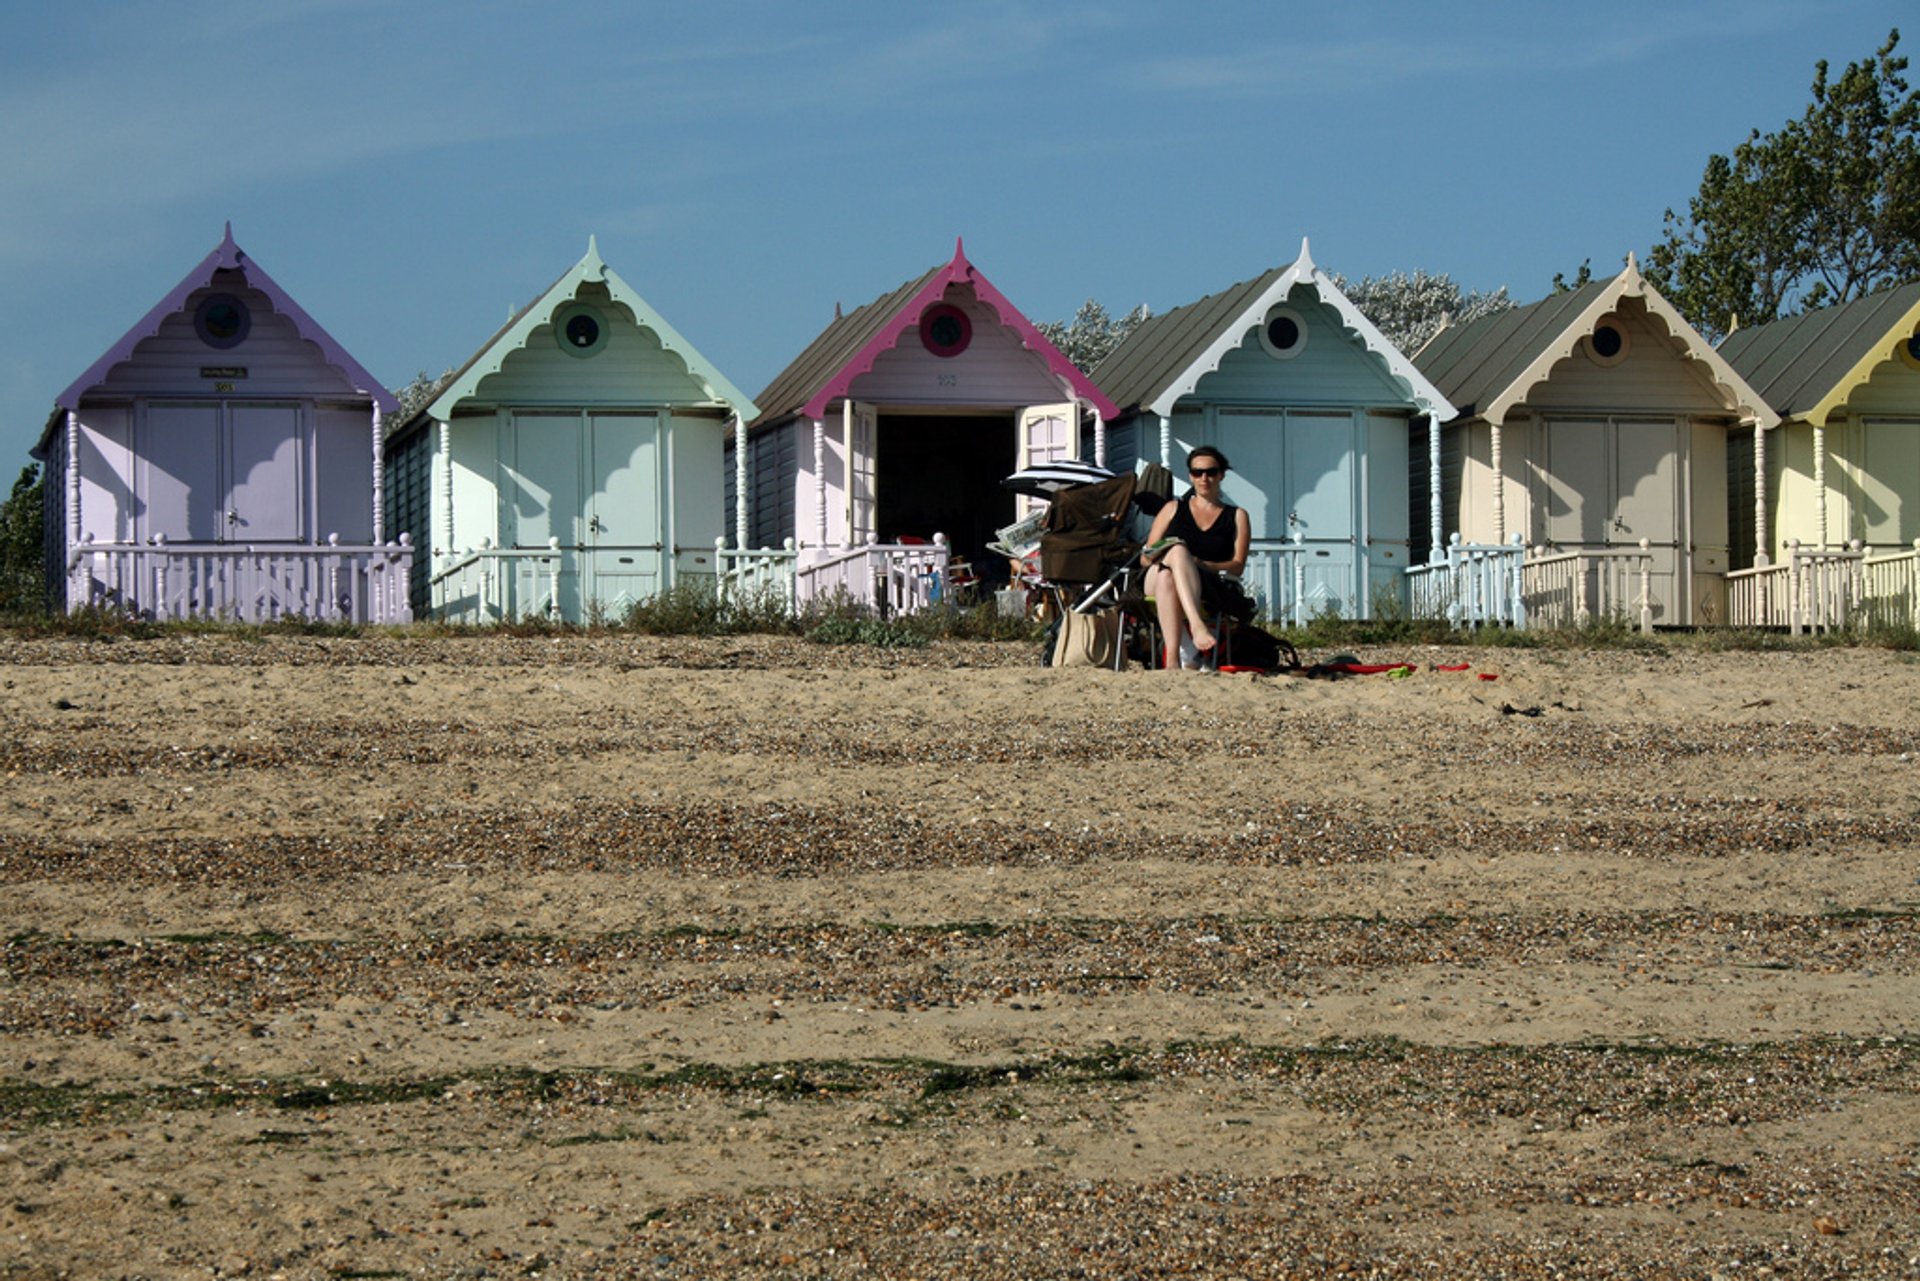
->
<box><xmin>1521</xmin><ymin>541</ymin><xmax>1655</xmax><ymax>632</ymax></box>
<box><xmin>795</xmin><ymin>537</ymin><xmax>952</xmax><ymax>617</ymax></box>
<box><xmin>69</xmin><ymin>534</ymin><xmax>413</xmax><ymax>624</ymax></box>
<box><xmin>717</xmin><ymin>537</ymin><xmax>798</xmax><ymax>612</ymax></box>
<box><xmin>1726</xmin><ymin>540</ymin><xmax>1865</xmax><ymax>634</ymax></box>
<box><xmin>1406</xmin><ymin>534</ymin><xmax>1527</xmax><ymax>628</ymax></box>
<box><xmin>1860</xmin><ymin>540</ymin><xmax>1920</xmax><ymax>633</ymax></box>
<box><xmin>1239</xmin><ymin>538</ymin><xmax>1312</xmax><ymax>628</ymax></box>
<box><xmin>430</xmin><ymin>538</ymin><xmax>570</xmax><ymax>624</ymax></box>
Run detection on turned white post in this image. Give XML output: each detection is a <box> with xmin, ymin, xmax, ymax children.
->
<box><xmin>1490</xmin><ymin>420</ymin><xmax>1505</xmax><ymax>546</ymax></box>
<box><xmin>1637</xmin><ymin>537</ymin><xmax>1653</xmax><ymax>634</ymax></box>
<box><xmin>1091</xmin><ymin>407</ymin><xmax>1107</xmax><ymax>469</ymax></box>
<box><xmin>65</xmin><ymin>410</ymin><xmax>82</xmax><ymax>550</ymax></box>
<box><xmin>1813</xmin><ymin>423</ymin><xmax>1828</xmax><ymax>549</ymax></box>
<box><xmin>812</xmin><ymin>417</ymin><xmax>826</xmax><ymax>550</ymax></box>
<box><xmin>1753</xmin><ymin>425</ymin><xmax>1769</xmax><ymax>568</ymax></box>
<box><xmin>152</xmin><ymin>533</ymin><xmax>168</xmax><ymax>619</ymax></box>
<box><xmin>437</xmin><ymin>419</ymin><xmax>453</xmax><ymax>566</ymax></box>
<box><xmin>1159</xmin><ymin>416</ymin><xmax>1171</xmax><ymax>469</ymax></box>
<box><xmin>733</xmin><ymin>414</ymin><xmax>748</xmax><ymax>553</ymax></box>
<box><xmin>370</xmin><ymin>403</ymin><xmax>385</xmax><ymax>544</ymax></box>
<box><xmin>548</xmin><ymin>536</ymin><xmax>562</xmax><ymax>618</ymax></box>
<box><xmin>326</xmin><ymin>533</ymin><xmax>342</xmax><ymax>618</ymax></box>
<box><xmin>1427</xmin><ymin>415</ymin><xmax>1444</xmax><ymax>566</ymax></box>
<box><xmin>1291</xmin><ymin>530</ymin><xmax>1306</xmax><ymax>629</ymax></box>
<box><xmin>1787</xmin><ymin>539</ymin><xmax>1803</xmax><ymax>636</ymax></box>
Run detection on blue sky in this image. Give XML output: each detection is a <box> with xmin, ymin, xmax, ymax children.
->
<box><xmin>1</xmin><ymin>0</ymin><xmax>1909</xmax><ymax>464</ymax></box>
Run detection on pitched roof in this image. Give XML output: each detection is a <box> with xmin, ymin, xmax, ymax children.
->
<box><xmin>1092</xmin><ymin>239</ymin><xmax>1453</xmax><ymax>421</ymax></box>
<box><xmin>1716</xmin><ymin>279</ymin><xmax>1920</xmax><ymax>425</ymax></box>
<box><xmin>46</xmin><ymin>223</ymin><xmax>396</xmax><ymax>433</ymax></box>
<box><xmin>419</xmin><ymin>237</ymin><xmax>756</xmax><ymax>426</ymax></box>
<box><xmin>1414</xmin><ymin>256</ymin><xmax>1776</xmax><ymax>428</ymax></box>
<box><xmin>750</xmin><ymin>240</ymin><xmax>1116</xmax><ymax>428</ymax></box>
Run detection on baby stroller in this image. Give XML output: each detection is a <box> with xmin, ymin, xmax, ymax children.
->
<box><xmin>1035</xmin><ymin>472</ymin><xmax>1159</xmax><ymax>669</ymax></box>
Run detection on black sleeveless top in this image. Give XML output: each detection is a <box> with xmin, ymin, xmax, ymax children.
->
<box><xmin>1165</xmin><ymin>496</ymin><xmax>1239</xmax><ymax>565</ymax></box>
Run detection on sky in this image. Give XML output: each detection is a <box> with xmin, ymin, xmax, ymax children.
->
<box><xmin>1</xmin><ymin>0</ymin><xmax>1911</xmax><ymax>464</ymax></box>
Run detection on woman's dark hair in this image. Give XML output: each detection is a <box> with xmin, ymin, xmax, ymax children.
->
<box><xmin>1187</xmin><ymin>446</ymin><xmax>1231</xmax><ymax>473</ymax></box>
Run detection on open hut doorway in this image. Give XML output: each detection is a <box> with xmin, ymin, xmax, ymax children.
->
<box><xmin>875</xmin><ymin>412</ymin><xmax>1017</xmax><ymax>586</ymax></box>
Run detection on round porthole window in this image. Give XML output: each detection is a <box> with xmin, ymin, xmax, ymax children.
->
<box><xmin>1258</xmin><ymin>306</ymin><xmax>1307</xmax><ymax>360</ymax></box>
<box><xmin>1899</xmin><ymin>327</ymin><xmax>1920</xmax><ymax>371</ymax></box>
<box><xmin>919</xmin><ymin>303</ymin><xmax>972</xmax><ymax>358</ymax></box>
<box><xmin>554</xmin><ymin>303</ymin><xmax>608</xmax><ymax>358</ymax></box>
<box><xmin>194</xmin><ymin>293</ymin><xmax>250</xmax><ymax>349</ymax></box>
<box><xmin>1585</xmin><ymin>321</ymin><xmax>1629</xmax><ymax>367</ymax></box>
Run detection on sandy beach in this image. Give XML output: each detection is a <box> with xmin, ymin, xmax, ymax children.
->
<box><xmin>2</xmin><ymin>633</ymin><xmax>1917</xmax><ymax>1278</ymax></box>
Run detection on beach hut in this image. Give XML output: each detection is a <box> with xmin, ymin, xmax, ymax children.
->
<box><xmin>1092</xmin><ymin>240</ymin><xmax>1454</xmax><ymax>622</ymax></box>
<box><xmin>384</xmin><ymin>239</ymin><xmax>757</xmax><ymax>623</ymax></box>
<box><xmin>1412</xmin><ymin>257</ymin><xmax>1776</xmax><ymax>628</ymax></box>
<box><xmin>33</xmin><ymin>225</ymin><xmax>408</xmax><ymax>622</ymax></box>
<box><xmin>730</xmin><ymin>239</ymin><xmax>1116</xmax><ymax>609</ymax></box>
<box><xmin>1716</xmin><ymin>281</ymin><xmax>1920</xmax><ymax>629</ymax></box>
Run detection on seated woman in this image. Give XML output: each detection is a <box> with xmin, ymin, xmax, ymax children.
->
<box><xmin>1141</xmin><ymin>445</ymin><xmax>1251</xmax><ymax>669</ymax></box>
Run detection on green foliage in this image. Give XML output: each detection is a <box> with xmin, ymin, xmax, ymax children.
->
<box><xmin>0</xmin><ymin>465</ymin><xmax>44</xmax><ymax>616</ymax></box>
<box><xmin>1333</xmin><ymin>270</ymin><xmax>1512</xmax><ymax>354</ymax></box>
<box><xmin>1036</xmin><ymin>299</ymin><xmax>1151</xmax><ymax>375</ymax></box>
<box><xmin>1648</xmin><ymin>29</ymin><xmax>1920</xmax><ymax>339</ymax></box>
<box><xmin>1551</xmin><ymin>259</ymin><xmax>1594</xmax><ymax>294</ymax></box>
<box><xmin>622</xmin><ymin>579</ymin><xmax>802</xmax><ymax>636</ymax></box>
<box><xmin>383</xmin><ymin>367</ymin><xmax>457</xmax><ymax>435</ymax></box>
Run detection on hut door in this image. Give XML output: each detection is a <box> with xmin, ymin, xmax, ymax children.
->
<box><xmin>1286</xmin><ymin>411</ymin><xmax>1358</xmax><ymax>617</ymax></box>
<box><xmin>507</xmin><ymin>411</ymin><xmax>581</xmax><ymax>619</ymax></box>
<box><xmin>585</xmin><ymin>412</ymin><xmax>661</xmax><ymax>612</ymax></box>
<box><xmin>143</xmin><ymin>402</ymin><xmax>223</xmax><ymax>542</ymax></box>
<box><xmin>1017</xmin><ymin>404</ymin><xmax>1074</xmax><ymax>519</ymax></box>
<box><xmin>143</xmin><ymin>401</ymin><xmax>303</xmax><ymax>543</ymax></box>
<box><xmin>1861</xmin><ymin>418</ymin><xmax>1920</xmax><ymax>548</ymax></box>
<box><xmin>1543</xmin><ymin>417</ymin><xmax>1680</xmax><ymax>622</ymax></box>
<box><xmin>509</xmin><ymin>412</ymin><xmax>581</xmax><ymax>548</ymax></box>
<box><xmin>1610</xmin><ymin>418</ymin><xmax>1680</xmax><ymax>623</ymax></box>
<box><xmin>226</xmin><ymin>404</ymin><xmax>302</xmax><ymax>542</ymax></box>
<box><xmin>847</xmin><ymin>402</ymin><xmax>877</xmax><ymax>544</ymax></box>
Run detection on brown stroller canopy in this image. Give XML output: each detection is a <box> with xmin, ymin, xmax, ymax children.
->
<box><xmin>1039</xmin><ymin>473</ymin><xmax>1140</xmax><ymax>586</ymax></box>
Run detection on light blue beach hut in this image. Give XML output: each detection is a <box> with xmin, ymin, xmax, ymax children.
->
<box><xmin>1092</xmin><ymin>241</ymin><xmax>1455</xmax><ymax>622</ymax></box>
<box><xmin>384</xmin><ymin>239</ymin><xmax>757</xmax><ymax>622</ymax></box>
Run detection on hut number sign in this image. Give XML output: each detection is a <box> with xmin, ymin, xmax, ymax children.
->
<box><xmin>201</xmin><ymin>367</ymin><xmax>248</xmax><ymax>393</ymax></box>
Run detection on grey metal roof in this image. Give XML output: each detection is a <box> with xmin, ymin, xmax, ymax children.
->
<box><xmin>1412</xmin><ymin>283</ymin><xmax>1609</xmax><ymax>418</ymax></box>
<box><xmin>1716</xmin><ymin>279</ymin><xmax>1920</xmax><ymax>418</ymax></box>
<box><xmin>749</xmin><ymin>265</ymin><xmax>943</xmax><ymax>429</ymax></box>
<box><xmin>1091</xmin><ymin>266</ymin><xmax>1285</xmax><ymax>413</ymax></box>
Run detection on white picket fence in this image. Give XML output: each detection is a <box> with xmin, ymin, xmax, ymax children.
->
<box><xmin>1405</xmin><ymin>534</ymin><xmax>1527</xmax><ymax>627</ymax></box>
<box><xmin>68</xmin><ymin>534</ymin><xmax>413</xmax><ymax>623</ymax></box>
<box><xmin>715</xmin><ymin>537</ymin><xmax>963</xmax><ymax>617</ymax></box>
<box><xmin>1727</xmin><ymin>539</ymin><xmax>1920</xmax><ymax>634</ymax></box>
<box><xmin>1522</xmin><ymin>542</ymin><xmax>1654</xmax><ymax>633</ymax></box>
<box><xmin>429</xmin><ymin>539</ymin><xmax>570</xmax><ymax>623</ymax></box>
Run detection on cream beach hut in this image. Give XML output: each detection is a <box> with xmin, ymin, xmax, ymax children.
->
<box><xmin>1716</xmin><ymin>281</ymin><xmax>1920</xmax><ymax>629</ymax></box>
<box><xmin>1412</xmin><ymin>257</ymin><xmax>1776</xmax><ymax>628</ymax></box>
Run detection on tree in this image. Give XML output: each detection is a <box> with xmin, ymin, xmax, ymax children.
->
<box><xmin>1333</xmin><ymin>270</ymin><xmax>1512</xmax><ymax>354</ymax></box>
<box><xmin>1649</xmin><ymin>29</ymin><xmax>1920</xmax><ymax>340</ymax></box>
<box><xmin>384</xmin><ymin>368</ymin><xmax>457</xmax><ymax>434</ymax></box>
<box><xmin>1037</xmin><ymin>299</ymin><xmax>1151</xmax><ymax>374</ymax></box>
<box><xmin>1551</xmin><ymin>259</ymin><xmax>1593</xmax><ymax>294</ymax></box>
<box><xmin>0</xmin><ymin>464</ymin><xmax>45</xmax><ymax>615</ymax></box>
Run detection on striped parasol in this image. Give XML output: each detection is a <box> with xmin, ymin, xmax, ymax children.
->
<box><xmin>1000</xmin><ymin>459</ymin><xmax>1115</xmax><ymax>499</ymax></box>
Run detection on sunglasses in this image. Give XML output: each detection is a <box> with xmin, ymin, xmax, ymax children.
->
<box><xmin>1189</xmin><ymin>466</ymin><xmax>1224</xmax><ymax>478</ymax></box>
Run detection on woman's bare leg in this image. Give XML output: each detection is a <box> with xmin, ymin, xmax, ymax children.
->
<box><xmin>1147</xmin><ymin>548</ymin><xmax>1215</xmax><ymax>664</ymax></box>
